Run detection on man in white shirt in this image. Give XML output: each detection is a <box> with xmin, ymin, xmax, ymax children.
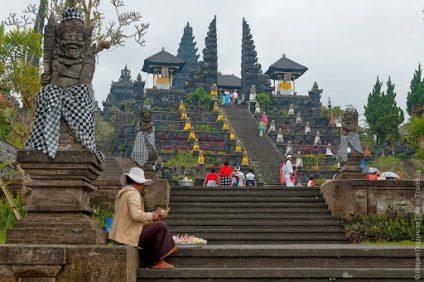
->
<box><xmin>232</xmin><ymin>90</ymin><xmax>238</xmax><ymax>106</ymax></box>
<box><xmin>282</xmin><ymin>155</ymin><xmax>294</xmax><ymax>187</ymax></box>
<box><xmin>245</xmin><ymin>169</ymin><xmax>257</xmax><ymax>187</ymax></box>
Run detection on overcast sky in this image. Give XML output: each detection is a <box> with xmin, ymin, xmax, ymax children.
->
<box><xmin>2</xmin><ymin>1</ymin><xmax>424</xmax><ymax>120</ymax></box>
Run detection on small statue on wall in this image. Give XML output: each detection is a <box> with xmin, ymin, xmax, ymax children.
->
<box><xmin>276</xmin><ymin>128</ymin><xmax>284</xmax><ymax>144</ymax></box>
<box><xmin>287</xmin><ymin>104</ymin><xmax>295</xmax><ymax>116</ymax></box>
<box><xmin>336</xmin><ymin>106</ymin><xmax>363</xmax><ymax>162</ymax></box>
<box><xmin>295</xmin><ymin>151</ymin><xmax>303</xmax><ymax>167</ymax></box>
<box><xmin>313</xmin><ymin>131</ymin><xmax>322</xmax><ymax>146</ymax></box>
<box><xmin>285</xmin><ymin>140</ymin><xmax>293</xmax><ymax>157</ymax></box>
<box><xmin>268</xmin><ymin>120</ymin><xmax>276</xmax><ymax>133</ymax></box>
<box><xmin>304</xmin><ymin>122</ymin><xmax>311</xmax><ymax>134</ymax></box>
<box><xmin>255</xmin><ymin>102</ymin><xmax>261</xmax><ymax>114</ymax></box>
<box><xmin>131</xmin><ymin>109</ymin><xmax>158</xmax><ymax>171</ymax></box>
<box><xmin>325</xmin><ymin>143</ymin><xmax>333</xmax><ymax>156</ymax></box>
<box><xmin>26</xmin><ymin>7</ymin><xmax>103</xmax><ymax>161</ymax></box>
<box><xmin>295</xmin><ymin>113</ymin><xmax>303</xmax><ymax>125</ymax></box>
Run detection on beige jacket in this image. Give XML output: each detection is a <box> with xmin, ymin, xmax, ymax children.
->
<box><xmin>108</xmin><ymin>186</ymin><xmax>154</xmax><ymax>247</ymax></box>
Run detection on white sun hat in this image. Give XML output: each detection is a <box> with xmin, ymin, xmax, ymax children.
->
<box><xmin>120</xmin><ymin>167</ymin><xmax>153</xmax><ymax>186</ymax></box>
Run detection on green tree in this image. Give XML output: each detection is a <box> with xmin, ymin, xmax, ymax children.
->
<box><xmin>186</xmin><ymin>87</ymin><xmax>212</xmax><ymax>112</ymax></box>
<box><xmin>0</xmin><ymin>24</ymin><xmax>42</xmax><ymax>147</ymax></box>
<box><xmin>364</xmin><ymin>77</ymin><xmax>404</xmax><ymax>146</ymax></box>
<box><xmin>256</xmin><ymin>93</ymin><xmax>271</xmax><ymax>112</ymax></box>
<box><xmin>406</xmin><ymin>63</ymin><xmax>424</xmax><ymax>116</ymax></box>
<box><xmin>408</xmin><ymin>114</ymin><xmax>424</xmax><ymax>151</ymax></box>
<box><xmin>94</xmin><ymin>109</ymin><xmax>115</xmax><ymax>142</ymax></box>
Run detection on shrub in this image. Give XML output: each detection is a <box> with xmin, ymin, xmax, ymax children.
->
<box><xmin>163</xmin><ymin>151</ymin><xmax>197</xmax><ymax>179</ymax></box>
<box><xmin>369</xmin><ymin>155</ymin><xmax>405</xmax><ymax>176</ymax></box>
<box><xmin>256</xmin><ymin>93</ymin><xmax>271</xmax><ymax>111</ymax></box>
<box><xmin>0</xmin><ymin>193</ymin><xmax>27</xmax><ymax>244</ymax></box>
<box><xmin>91</xmin><ymin>205</ymin><xmax>114</xmax><ymax>229</ymax></box>
<box><xmin>343</xmin><ymin>212</ymin><xmax>422</xmax><ymax>243</ymax></box>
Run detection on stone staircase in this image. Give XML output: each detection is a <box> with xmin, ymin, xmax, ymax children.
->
<box><xmin>132</xmin><ymin>102</ymin><xmax>417</xmax><ymax>281</ymax></box>
<box><xmin>221</xmin><ymin>104</ymin><xmax>284</xmax><ymax>185</ymax></box>
<box><xmin>137</xmin><ymin>186</ymin><xmax>418</xmax><ymax>281</ymax></box>
<box><xmin>165</xmin><ymin>186</ymin><xmax>346</xmax><ymax>244</ymax></box>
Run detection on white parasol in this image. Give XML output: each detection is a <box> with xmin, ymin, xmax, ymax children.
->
<box><xmin>381</xmin><ymin>171</ymin><xmax>400</xmax><ymax>179</ymax></box>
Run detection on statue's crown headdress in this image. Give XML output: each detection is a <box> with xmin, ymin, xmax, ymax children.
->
<box><xmin>61</xmin><ymin>7</ymin><xmax>85</xmax><ymax>23</ymax></box>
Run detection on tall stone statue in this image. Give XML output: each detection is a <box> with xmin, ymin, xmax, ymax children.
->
<box><xmin>26</xmin><ymin>7</ymin><xmax>103</xmax><ymax>161</ymax></box>
<box><xmin>131</xmin><ymin>109</ymin><xmax>158</xmax><ymax>173</ymax></box>
<box><xmin>336</xmin><ymin>106</ymin><xmax>363</xmax><ymax>163</ymax></box>
<box><xmin>249</xmin><ymin>84</ymin><xmax>257</xmax><ymax>102</ymax></box>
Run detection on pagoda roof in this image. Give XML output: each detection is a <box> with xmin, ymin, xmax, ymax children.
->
<box><xmin>217</xmin><ymin>74</ymin><xmax>241</xmax><ymax>89</ymax></box>
<box><xmin>265</xmin><ymin>54</ymin><xmax>308</xmax><ymax>80</ymax></box>
<box><xmin>142</xmin><ymin>48</ymin><xmax>186</xmax><ymax>74</ymax></box>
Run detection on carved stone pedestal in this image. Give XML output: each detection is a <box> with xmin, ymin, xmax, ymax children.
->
<box><xmin>6</xmin><ymin>149</ymin><xmax>106</xmax><ymax>245</ymax></box>
<box><xmin>336</xmin><ymin>150</ymin><xmax>363</xmax><ymax>180</ymax></box>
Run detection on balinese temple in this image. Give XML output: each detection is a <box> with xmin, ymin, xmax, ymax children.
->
<box><xmin>142</xmin><ymin>47</ymin><xmax>186</xmax><ymax>90</ymax></box>
<box><xmin>217</xmin><ymin>73</ymin><xmax>241</xmax><ymax>92</ymax></box>
<box><xmin>265</xmin><ymin>54</ymin><xmax>308</xmax><ymax>95</ymax></box>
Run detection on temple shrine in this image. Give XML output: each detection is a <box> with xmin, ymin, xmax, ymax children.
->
<box><xmin>142</xmin><ymin>47</ymin><xmax>186</xmax><ymax>90</ymax></box>
<box><xmin>265</xmin><ymin>54</ymin><xmax>308</xmax><ymax>95</ymax></box>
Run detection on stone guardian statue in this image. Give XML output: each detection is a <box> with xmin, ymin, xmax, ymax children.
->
<box><xmin>131</xmin><ymin>109</ymin><xmax>158</xmax><ymax>173</ymax></box>
<box><xmin>26</xmin><ymin>7</ymin><xmax>103</xmax><ymax>161</ymax></box>
<box><xmin>336</xmin><ymin>106</ymin><xmax>363</xmax><ymax>162</ymax></box>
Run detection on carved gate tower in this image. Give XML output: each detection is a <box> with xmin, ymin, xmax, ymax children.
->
<box><xmin>7</xmin><ymin>6</ymin><xmax>106</xmax><ymax>245</ymax></box>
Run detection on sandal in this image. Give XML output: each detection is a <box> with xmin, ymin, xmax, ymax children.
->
<box><xmin>151</xmin><ymin>260</ymin><xmax>175</xmax><ymax>269</ymax></box>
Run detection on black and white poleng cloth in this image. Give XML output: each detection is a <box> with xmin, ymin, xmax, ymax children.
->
<box><xmin>131</xmin><ymin>131</ymin><xmax>156</xmax><ymax>166</ymax></box>
<box><xmin>336</xmin><ymin>133</ymin><xmax>363</xmax><ymax>163</ymax></box>
<box><xmin>26</xmin><ymin>84</ymin><xmax>104</xmax><ymax>162</ymax></box>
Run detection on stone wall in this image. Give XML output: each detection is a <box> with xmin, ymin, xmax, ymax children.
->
<box><xmin>0</xmin><ymin>139</ymin><xmax>17</xmax><ymax>176</ymax></box>
<box><xmin>0</xmin><ymin>245</ymin><xmax>138</xmax><ymax>282</ymax></box>
<box><xmin>320</xmin><ymin>179</ymin><xmax>423</xmax><ymax>218</ymax></box>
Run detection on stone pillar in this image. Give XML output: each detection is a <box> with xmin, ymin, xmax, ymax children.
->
<box><xmin>6</xmin><ymin>149</ymin><xmax>106</xmax><ymax>245</ymax></box>
<box><xmin>336</xmin><ymin>150</ymin><xmax>363</xmax><ymax>180</ymax></box>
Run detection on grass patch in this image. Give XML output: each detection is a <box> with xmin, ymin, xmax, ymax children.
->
<box><xmin>0</xmin><ymin>192</ymin><xmax>27</xmax><ymax>244</ymax></box>
<box><xmin>0</xmin><ymin>229</ymin><xmax>5</xmax><ymax>244</ymax></box>
<box><xmin>360</xmin><ymin>240</ymin><xmax>415</xmax><ymax>246</ymax></box>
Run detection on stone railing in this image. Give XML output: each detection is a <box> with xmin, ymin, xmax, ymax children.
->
<box><xmin>320</xmin><ymin>179</ymin><xmax>423</xmax><ymax>217</ymax></box>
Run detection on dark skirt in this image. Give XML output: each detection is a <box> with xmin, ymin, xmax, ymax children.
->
<box><xmin>139</xmin><ymin>221</ymin><xmax>177</xmax><ymax>265</ymax></box>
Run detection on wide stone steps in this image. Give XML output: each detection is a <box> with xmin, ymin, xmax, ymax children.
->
<box><xmin>170</xmin><ymin>207</ymin><xmax>330</xmax><ymax>213</ymax></box>
<box><xmin>163</xmin><ymin>186</ymin><xmax>346</xmax><ymax>246</ymax></box>
<box><xmin>137</xmin><ymin>245</ymin><xmax>416</xmax><ymax>281</ymax></box>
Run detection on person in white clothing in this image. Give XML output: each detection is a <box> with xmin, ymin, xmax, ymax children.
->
<box><xmin>281</xmin><ymin>155</ymin><xmax>295</xmax><ymax>187</ymax></box>
<box><xmin>231</xmin><ymin>166</ymin><xmax>246</xmax><ymax>187</ymax></box>
<box><xmin>245</xmin><ymin>169</ymin><xmax>257</xmax><ymax>187</ymax></box>
<box><xmin>232</xmin><ymin>90</ymin><xmax>238</xmax><ymax>105</ymax></box>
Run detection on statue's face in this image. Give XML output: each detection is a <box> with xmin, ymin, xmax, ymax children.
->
<box><xmin>143</xmin><ymin>112</ymin><xmax>151</xmax><ymax>121</ymax></box>
<box><xmin>344</xmin><ymin>111</ymin><xmax>357</xmax><ymax>127</ymax></box>
<box><xmin>59</xmin><ymin>20</ymin><xmax>85</xmax><ymax>59</ymax></box>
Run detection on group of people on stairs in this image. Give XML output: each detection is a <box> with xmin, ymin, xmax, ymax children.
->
<box><xmin>280</xmin><ymin>155</ymin><xmax>315</xmax><ymax>187</ymax></box>
<box><xmin>203</xmin><ymin>161</ymin><xmax>257</xmax><ymax>187</ymax></box>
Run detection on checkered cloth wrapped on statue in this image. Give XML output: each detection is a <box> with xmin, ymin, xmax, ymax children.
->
<box><xmin>26</xmin><ymin>84</ymin><xmax>104</xmax><ymax>162</ymax></box>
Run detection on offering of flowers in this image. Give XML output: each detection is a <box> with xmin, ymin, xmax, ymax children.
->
<box><xmin>172</xmin><ymin>234</ymin><xmax>207</xmax><ymax>245</ymax></box>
